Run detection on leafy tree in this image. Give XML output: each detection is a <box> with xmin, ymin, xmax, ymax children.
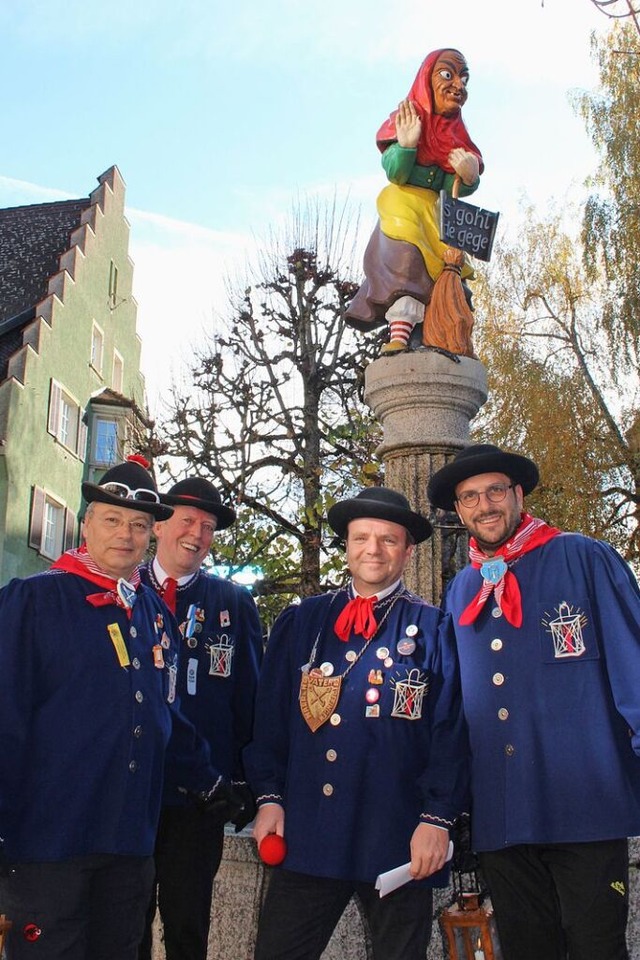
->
<box><xmin>573</xmin><ymin>20</ymin><xmax>640</xmax><ymax>344</ymax></box>
<box><xmin>471</xmin><ymin>205</ymin><xmax>640</xmax><ymax>561</ymax></box>
<box><xmin>469</xmin><ymin>24</ymin><xmax>640</xmax><ymax>563</ymax></box>
<box><xmin>159</xmin><ymin>200</ymin><xmax>385</xmax><ymax>626</ymax></box>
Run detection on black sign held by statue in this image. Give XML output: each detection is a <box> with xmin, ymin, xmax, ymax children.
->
<box><xmin>439</xmin><ymin>191</ymin><xmax>500</xmax><ymax>262</ymax></box>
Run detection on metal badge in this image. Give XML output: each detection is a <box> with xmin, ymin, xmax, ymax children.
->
<box><xmin>397</xmin><ymin>639</ymin><xmax>416</xmax><ymax>656</ymax></box>
<box><xmin>187</xmin><ymin>658</ymin><xmax>198</xmax><ymax>695</ymax></box>
<box><xmin>152</xmin><ymin>645</ymin><xmax>165</xmax><ymax>669</ymax></box>
<box><xmin>480</xmin><ymin>558</ymin><xmax>508</xmax><ymax>584</ymax></box>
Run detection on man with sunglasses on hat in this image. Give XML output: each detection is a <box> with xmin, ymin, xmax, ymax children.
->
<box><xmin>428</xmin><ymin>443</ymin><xmax>640</xmax><ymax>960</ymax></box>
<box><xmin>244</xmin><ymin>487</ymin><xmax>468</xmax><ymax>960</ymax></box>
<box><xmin>137</xmin><ymin>477</ymin><xmax>262</xmax><ymax>960</ymax></box>
<box><xmin>0</xmin><ymin>457</ymin><xmax>227</xmax><ymax>960</ymax></box>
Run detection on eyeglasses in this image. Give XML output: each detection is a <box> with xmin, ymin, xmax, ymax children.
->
<box><xmin>456</xmin><ymin>483</ymin><xmax>515</xmax><ymax>509</ymax></box>
<box><xmin>101</xmin><ymin>482</ymin><xmax>160</xmax><ymax>504</ymax></box>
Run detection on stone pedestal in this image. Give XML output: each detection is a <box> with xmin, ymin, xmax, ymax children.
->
<box><xmin>364</xmin><ymin>349</ymin><xmax>488</xmax><ymax>604</ymax></box>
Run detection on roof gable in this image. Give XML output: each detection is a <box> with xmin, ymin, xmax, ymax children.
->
<box><xmin>0</xmin><ymin>198</ymin><xmax>89</xmax><ymax>324</ymax></box>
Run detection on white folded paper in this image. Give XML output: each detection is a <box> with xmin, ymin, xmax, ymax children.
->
<box><xmin>375</xmin><ymin>840</ymin><xmax>454</xmax><ymax>897</ymax></box>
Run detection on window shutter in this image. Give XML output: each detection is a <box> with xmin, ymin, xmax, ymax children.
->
<box><xmin>63</xmin><ymin>508</ymin><xmax>76</xmax><ymax>552</ymax></box>
<box><xmin>76</xmin><ymin>419</ymin><xmax>88</xmax><ymax>461</ymax></box>
<box><xmin>29</xmin><ymin>486</ymin><xmax>45</xmax><ymax>549</ymax></box>
<box><xmin>47</xmin><ymin>381</ymin><xmax>61</xmax><ymax>437</ymax></box>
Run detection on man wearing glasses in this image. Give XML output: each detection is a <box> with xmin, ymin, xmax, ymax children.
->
<box><xmin>0</xmin><ymin>457</ymin><xmax>224</xmax><ymax>960</ymax></box>
<box><xmin>428</xmin><ymin>443</ymin><xmax>640</xmax><ymax>960</ymax></box>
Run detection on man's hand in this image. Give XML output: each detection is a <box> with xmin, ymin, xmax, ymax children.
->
<box><xmin>252</xmin><ymin>802</ymin><xmax>285</xmax><ymax>846</ymax></box>
<box><xmin>395</xmin><ymin>99</ymin><xmax>422</xmax><ymax>149</ymax></box>
<box><xmin>448</xmin><ymin>148</ymin><xmax>479</xmax><ymax>187</ymax></box>
<box><xmin>409</xmin><ymin>823</ymin><xmax>450</xmax><ymax>880</ymax></box>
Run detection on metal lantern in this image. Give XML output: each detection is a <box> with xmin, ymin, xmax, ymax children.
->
<box><xmin>439</xmin><ymin>816</ymin><xmax>503</xmax><ymax>959</ymax></box>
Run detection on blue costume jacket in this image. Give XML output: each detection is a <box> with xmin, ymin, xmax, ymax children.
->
<box><xmin>244</xmin><ymin>584</ymin><xmax>468</xmax><ymax>885</ymax></box>
<box><xmin>0</xmin><ymin>569</ymin><xmax>216</xmax><ymax>863</ymax></box>
<box><xmin>141</xmin><ymin>563</ymin><xmax>263</xmax><ymax>803</ymax></box>
<box><xmin>444</xmin><ymin>533</ymin><xmax>640</xmax><ymax>851</ymax></box>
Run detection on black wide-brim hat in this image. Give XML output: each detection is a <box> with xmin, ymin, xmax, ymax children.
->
<box><xmin>428</xmin><ymin>443</ymin><xmax>539</xmax><ymax>512</ymax></box>
<box><xmin>160</xmin><ymin>477</ymin><xmax>236</xmax><ymax>530</ymax></box>
<box><xmin>82</xmin><ymin>458</ymin><xmax>174</xmax><ymax>521</ymax></box>
<box><xmin>328</xmin><ymin>487</ymin><xmax>432</xmax><ymax>544</ymax></box>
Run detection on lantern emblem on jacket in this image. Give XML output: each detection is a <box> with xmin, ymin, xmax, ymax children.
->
<box><xmin>543</xmin><ymin>602</ymin><xmax>588</xmax><ymax>658</ymax></box>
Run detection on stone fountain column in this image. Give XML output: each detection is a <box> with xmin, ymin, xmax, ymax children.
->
<box><xmin>364</xmin><ymin>349</ymin><xmax>488</xmax><ymax>604</ymax></box>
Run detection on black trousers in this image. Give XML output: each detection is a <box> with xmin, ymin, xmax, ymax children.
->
<box><xmin>138</xmin><ymin>805</ymin><xmax>225</xmax><ymax>960</ymax></box>
<box><xmin>0</xmin><ymin>854</ymin><xmax>154</xmax><ymax>960</ymax></box>
<box><xmin>253</xmin><ymin>867</ymin><xmax>433</xmax><ymax>960</ymax></box>
<box><xmin>479</xmin><ymin>839</ymin><xmax>629</xmax><ymax>960</ymax></box>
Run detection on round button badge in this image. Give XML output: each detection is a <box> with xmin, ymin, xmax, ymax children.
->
<box><xmin>397</xmin><ymin>639</ymin><xmax>416</xmax><ymax>656</ymax></box>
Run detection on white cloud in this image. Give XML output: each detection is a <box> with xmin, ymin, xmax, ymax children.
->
<box><xmin>127</xmin><ymin>210</ymin><xmax>251</xmax><ymax>420</ymax></box>
<box><xmin>0</xmin><ymin>176</ymin><xmax>72</xmax><ymax>205</ymax></box>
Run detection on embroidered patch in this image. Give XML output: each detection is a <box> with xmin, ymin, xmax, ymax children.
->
<box><xmin>542</xmin><ymin>602</ymin><xmax>588</xmax><ymax>659</ymax></box>
<box><xmin>390</xmin><ymin>668</ymin><xmax>428</xmax><ymax>720</ymax></box>
<box><xmin>611</xmin><ymin>880</ymin><xmax>626</xmax><ymax>896</ymax></box>
<box><xmin>208</xmin><ymin>634</ymin><xmax>234</xmax><ymax>677</ymax></box>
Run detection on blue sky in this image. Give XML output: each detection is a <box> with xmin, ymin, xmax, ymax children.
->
<box><xmin>0</xmin><ymin>0</ymin><xmax>611</xmax><ymax>416</ymax></box>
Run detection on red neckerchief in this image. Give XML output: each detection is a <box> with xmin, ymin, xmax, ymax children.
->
<box><xmin>459</xmin><ymin>514</ymin><xmax>561</xmax><ymax>628</ymax></box>
<box><xmin>334</xmin><ymin>594</ymin><xmax>378</xmax><ymax>642</ymax></box>
<box><xmin>160</xmin><ymin>577</ymin><xmax>178</xmax><ymax>614</ymax></box>
<box><xmin>51</xmin><ymin>546</ymin><xmax>140</xmax><ymax>617</ymax></box>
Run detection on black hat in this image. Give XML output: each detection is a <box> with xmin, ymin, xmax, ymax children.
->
<box><xmin>160</xmin><ymin>477</ymin><xmax>236</xmax><ymax>530</ymax></box>
<box><xmin>82</xmin><ymin>455</ymin><xmax>173</xmax><ymax>521</ymax></box>
<box><xmin>327</xmin><ymin>487</ymin><xmax>432</xmax><ymax>544</ymax></box>
<box><xmin>427</xmin><ymin>443</ymin><xmax>539</xmax><ymax>511</ymax></box>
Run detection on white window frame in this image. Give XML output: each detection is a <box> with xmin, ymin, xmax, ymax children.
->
<box><xmin>47</xmin><ymin>380</ymin><xmax>87</xmax><ymax>460</ymax></box>
<box><xmin>112</xmin><ymin>349</ymin><xmax>124</xmax><ymax>393</ymax></box>
<box><xmin>92</xmin><ymin>416</ymin><xmax>119</xmax><ymax>467</ymax></box>
<box><xmin>29</xmin><ymin>486</ymin><xmax>75</xmax><ymax>560</ymax></box>
<box><xmin>108</xmin><ymin>260</ymin><xmax>119</xmax><ymax>309</ymax></box>
<box><xmin>90</xmin><ymin>321</ymin><xmax>104</xmax><ymax>375</ymax></box>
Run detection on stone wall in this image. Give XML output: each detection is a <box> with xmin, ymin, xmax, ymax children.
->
<box><xmin>149</xmin><ymin>834</ymin><xmax>640</xmax><ymax>959</ymax></box>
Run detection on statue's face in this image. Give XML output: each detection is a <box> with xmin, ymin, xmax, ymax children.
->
<box><xmin>431</xmin><ymin>50</ymin><xmax>469</xmax><ymax>116</ymax></box>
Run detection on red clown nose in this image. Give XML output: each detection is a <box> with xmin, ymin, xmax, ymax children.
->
<box><xmin>259</xmin><ymin>834</ymin><xmax>287</xmax><ymax>865</ymax></box>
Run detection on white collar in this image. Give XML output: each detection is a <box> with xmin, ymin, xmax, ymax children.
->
<box><xmin>152</xmin><ymin>556</ymin><xmax>197</xmax><ymax>588</ymax></box>
<box><xmin>351</xmin><ymin>578</ymin><xmax>402</xmax><ymax>601</ymax></box>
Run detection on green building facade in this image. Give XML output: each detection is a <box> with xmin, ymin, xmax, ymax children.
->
<box><xmin>0</xmin><ymin>166</ymin><xmax>150</xmax><ymax>584</ymax></box>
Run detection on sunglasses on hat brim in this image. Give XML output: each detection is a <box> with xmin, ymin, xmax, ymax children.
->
<box><xmin>100</xmin><ymin>482</ymin><xmax>160</xmax><ymax>504</ymax></box>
